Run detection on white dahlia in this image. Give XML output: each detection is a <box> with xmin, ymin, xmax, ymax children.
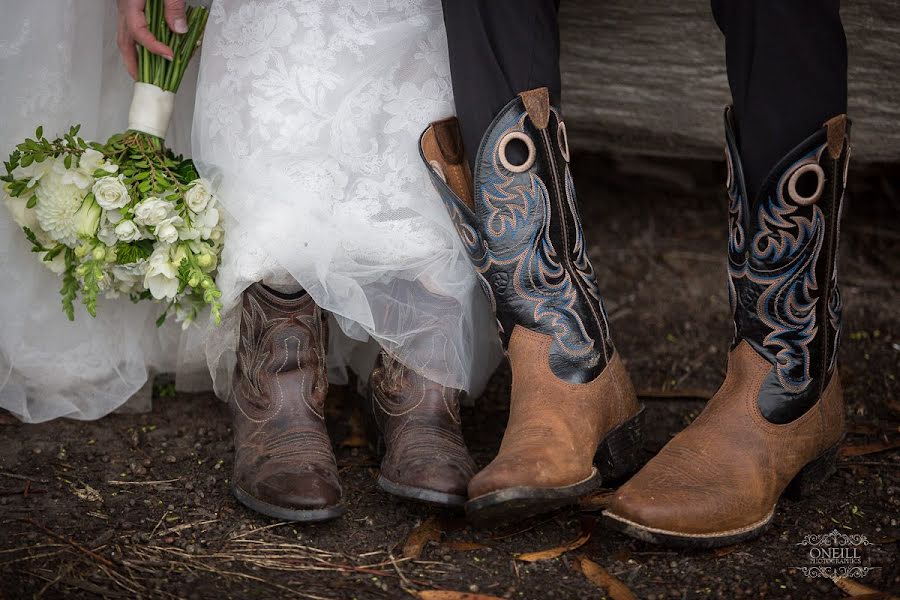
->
<box><xmin>34</xmin><ymin>170</ymin><xmax>85</xmax><ymax>246</ymax></box>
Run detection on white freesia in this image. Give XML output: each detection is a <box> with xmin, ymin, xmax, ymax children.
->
<box><xmin>193</xmin><ymin>205</ymin><xmax>220</xmax><ymax>240</ymax></box>
<box><xmin>92</xmin><ymin>175</ymin><xmax>130</xmax><ymax>210</ymax></box>
<box><xmin>114</xmin><ymin>220</ymin><xmax>142</xmax><ymax>242</ymax></box>
<box><xmin>96</xmin><ymin>210</ymin><xmax>122</xmax><ymax>246</ymax></box>
<box><xmin>13</xmin><ymin>159</ymin><xmax>54</xmax><ymax>189</ymax></box>
<box><xmin>53</xmin><ymin>155</ymin><xmax>93</xmax><ymax>191</ymax></box>
<box><xmin>133</xmin><ymin>197</ymin><xmax>172</xmax><ymax>226</ymax></box>
<box><xmin>190</xmin><ymin>241</ymin><xmax>218</xmax><ymax>272</ymax></box>
<box><xmin>144</xmin><ymin>245</ymin><xmax>179</xmax><ymax>299</ymax></box>
<box><xmin>155</xmin><ymin>215</ymin><xmax>183</xmax><ymax>244</ymax></box>
<box><xmin>184</xmin><ymin>178</ymin><xmax>213</xmax><ymax>213</ymax></box>
<box><xmin>77</xmin><ymin>148</ymin><xmax>105</xmax><ymax>174</ymax></box>
<box><xmin>33</xmin><ymin>169</ymin><xmax>84</xmax><ymax>245</ymax></box>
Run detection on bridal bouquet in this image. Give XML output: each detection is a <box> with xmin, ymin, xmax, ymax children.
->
<box><xmin>1</xmin><ymin>1</ymin><xmax>221</xmax><ymax>327</ymax></box>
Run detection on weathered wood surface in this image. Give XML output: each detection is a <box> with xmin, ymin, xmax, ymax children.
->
<box><xmin>560</xmin><ymin>1</ymin><xmax>900</xmax><ymax>162</ymax></box>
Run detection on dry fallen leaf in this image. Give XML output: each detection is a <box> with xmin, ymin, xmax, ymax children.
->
<box><xmin>713</xmin><ymin>544</ymin><xmax>739</xmax><ymax>558</ymax></box>
<box><xmin>831</xmin><ymin>576</ymin><xmax>893</xmax><ymax>598</ymax></box>
<box><xmin>417</xmin><ymin>591</ymin><xmax>505</xmax><ymax>600</ymax></box>
<box><xmin>70</xmin><ymin>482</ymin><xmax>102</xmax><ymax>503</ymax></box>
<box><xmin>403</xmin><ymin>516</ymin><xmax>443</xmax><ymax>559</ymax></box>
<box><xmin>515</xmin><ymin>520</ymin><xmax>593</xmax><ymax>562</ymax></box>
<box><xmin>573</xmin><ymin>555</ymin><xmax>637</xmax><ymax>600</ymax></box>
<box><xmin>839</xmin><ymin>439</ymin><xmax>900</xmax><ymax>458</ymax></box>
<box><xmin>442</xmin><ymin>541</ymin><xmax>488</xmax><ymax>552</ymax></box>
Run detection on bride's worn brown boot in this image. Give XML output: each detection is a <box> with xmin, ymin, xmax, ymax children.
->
<box><xmin>604</xmin><ymin>111</ymin><xmax>850</xmax><ymax>548</ymax></box>
<box><xmin>420</xmin><ymin>89</ymin><xmax>644</xmax><ymax>524</ymax></box>
<box><xmin>369</xmin><ymin>351</ymin><xmax>476</xmax><ymax>508</ymax></box>
<box><xmin>231</xmin><ymin>283</ymin><xmax>344</xmax><ymax>521</ymax></box>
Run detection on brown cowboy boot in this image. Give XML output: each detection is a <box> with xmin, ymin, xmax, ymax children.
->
<box><xmin>231</xmin><ymin>283</ymin><xmax>344</xmax><ymax>521</ymax></box>
<box><xmin>603</xmin><ymin>111</ymin><xmax>850</xmax><ymax>548</ymax></box>
<box><xmin>368</xmin><ymin>351</ymin><xmax>476</xmax><ymax>507</ymax></box>
<box><xmin>420</xmin><ymin>89</ymin><xmax>645</xmax><ymax>523</ymax></box>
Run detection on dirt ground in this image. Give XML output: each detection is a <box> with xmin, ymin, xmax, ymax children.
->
<box><xmin>1</xmin><ymin>155</ymin><xmax>897</xmax><ymax>600</ymax></box>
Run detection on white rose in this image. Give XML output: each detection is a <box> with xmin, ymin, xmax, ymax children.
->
<box><xmin>184</xmin><ymin>178</ymin><xmax>213</xmax><ymax>213</ymax></box>
<box><xmin>154</xmin><ymin>215</ymin><xmax>183</xmax><ymax>244</ymax></box>
<box><xmin>114</xmin><ymin>220</ymin><xmax>142</xmax><ymax>242</ymax></box>
<box><xmin>133</xmin><ymin>197</ymin><xmax>172</xmax><ymax>226</ymax></box>
<box><xmin>143</xmin><ymin>245</ymin><xmax>179</xmax><ymax>299</ymax></box>
<box><xmin>92</xmin><ymin>175</ymin><xmax>130</xmax><ymax>210</ymax></box>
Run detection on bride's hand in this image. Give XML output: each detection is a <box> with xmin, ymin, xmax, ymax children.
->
<box><xmin>117</xmin><ymin>0</ymin><xmax>189</xmax><ymax>79</ymax></box>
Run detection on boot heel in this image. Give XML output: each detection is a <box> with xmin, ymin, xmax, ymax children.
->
<box><xmin>595</xmin><ymin>406</ymin><xmax>646</xmax><ymax>482</ymax></box>
<box><xmin>784</xmin><ymin>443</ymin><xmax>840</xmax><ymax>500</ymax></box>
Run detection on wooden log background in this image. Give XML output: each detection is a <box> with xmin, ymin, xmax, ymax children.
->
<box><xmin>560</xmin><ymin>0</ymin><xmax>900</xmax><ymax>162</ymax></box>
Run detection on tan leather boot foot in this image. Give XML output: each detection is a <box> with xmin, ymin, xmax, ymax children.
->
<box><xmin>231</xmin><ymin>283</ymin><xmax>344</xmax><ymax>522</ymax></box>
<box><xmin>369</xmin><ymin>351</ymin><xmax>475</xmax><ymax>508</ymax></box>
<box><xmin>465</xmin><ymin>328</ymin><xmax>644</xmax><ymax>524</ymax></box>
<box><xmin>604</xmin><ymin>111</ymin><xmax>850</xmax><ymax>548</ymax></box>
<box><xmin>604</xmin><ymin>343</ymin><xmax>844</xmax><ymax>548</ymax></box>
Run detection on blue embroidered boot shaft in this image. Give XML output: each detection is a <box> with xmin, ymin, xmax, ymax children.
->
<box><xmin>419</xmin><ymin>88</ymin><xmax>615</xmax><ymax>384</ymax></box>
<box><xmin>725</xmin><ymin>108</ymin><xmax>851</xmax><ymax>424</ymax></box>
<box><xmin>419</xmin><ymin>89</ymin><xmax>643</xmax><ymax>523</ymax></box>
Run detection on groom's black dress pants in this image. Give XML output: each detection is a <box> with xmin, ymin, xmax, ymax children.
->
<box><xmin>441</xmin><ymin>0</ymin><xmax>848</xmax><ymax>200</ymax></box>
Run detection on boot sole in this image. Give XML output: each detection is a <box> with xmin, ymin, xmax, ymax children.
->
<box><xmin>602</xmin><ymin>442</ymin><xmax>840</xmax><ymax>548</ymax></box>
<box><xmin>466</xmin><ymin>407</ymin><xmax>646</xmax><ymax>526</ymax></box>
<box><xmin>377</xmin><ymin>475</ymin><xmax>467</xmax><ymax>509</ymax></box>
<box><xmin>232</xmin><ymin>485</ymin><xmax>346</xmax><ymax>523</ymax></box>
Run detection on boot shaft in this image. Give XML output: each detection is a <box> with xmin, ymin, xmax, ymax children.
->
<box><xmin>233</xmin><ymin>283</ymin><xmax>328</xmax><ymax>421</ymax></box>
<box><xmin>725</xmin><ymin>109</ymin><xmax>850</xmax><ymax>423</ymax></box>
<box><xmin>421</xmin><ymin>88</ymin><xmax>613</xmax><ymax>384</ymax></box>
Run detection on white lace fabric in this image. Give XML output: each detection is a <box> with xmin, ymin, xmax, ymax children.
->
<box><xmin>0</xmin><ymin>0</ymin><xmax>500</xmax><ymax>422</ymax></box>
<box><xmin>195</xmin><ymin>0</ymin><xmax>500</xmax><ymax>400</ymax></box>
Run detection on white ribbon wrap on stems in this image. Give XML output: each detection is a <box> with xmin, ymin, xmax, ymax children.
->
<box><xmin>127</xmin><ymin>82</ymin><xmax>175</xmax><ymax>139</ymax></box>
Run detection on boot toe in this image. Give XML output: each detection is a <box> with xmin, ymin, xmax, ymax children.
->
<box><xmin>468</xmin><ymin>454</ymin><xmax>590</xmax><ymax>499</ymax></box>
<box><xmin>253</xmin><ymin>468</ymin><xmax>342</xmax><ymax>510</ymax></box>
<box><xmin>384</xmin><ymin>451</ymin><xmax>475</xmax><ymax>497</ymax></box>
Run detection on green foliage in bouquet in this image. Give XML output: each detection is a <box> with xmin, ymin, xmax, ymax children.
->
<box><xmin>0</xmin><ymin>1</ymin><xmax>221</xmax><ymax>328</ymax></box>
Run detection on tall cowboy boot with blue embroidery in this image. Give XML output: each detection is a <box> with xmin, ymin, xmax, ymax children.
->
<box><xmin>603</xmin><ymin>110</ymin><xmax>850</xmax><ymax>548</ymax></box>
<box><xmin>420</xmin><ymin>88</ymin><xmax>644</xmax><ymax>523</ymax></box>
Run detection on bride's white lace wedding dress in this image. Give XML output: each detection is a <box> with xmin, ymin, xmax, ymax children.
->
<box><xmin>0</xmin><ymin>0</ymin><xmax>500</xmax><ymax>422</ymax></box>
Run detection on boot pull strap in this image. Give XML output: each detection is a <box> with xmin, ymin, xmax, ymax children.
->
<box><xmin>824</xmin><ymin>115</ymin><xmax>848</xmax><ymax>160</ymax></box>
<box><xmin>519</xmin><ymin>87</ymin><xmax>550</xmax><ymax>130</ymax></box>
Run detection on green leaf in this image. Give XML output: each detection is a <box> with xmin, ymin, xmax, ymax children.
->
<box><xmin>60</xmin><ymin>248</ymin><xmax>79</xmax><ymax>321</ymax></box>
<box><xmin>116</xmin><ymin>240</ymin><xmax>154</xmax><ymax>264</ymax></box>
<box><xmin>35</xmin><ymin>126</ymin><xmax>43</xmax><ymax>139</ymax></box>
<box><xmin>25</xmin><ymin>195</ymin><xmax>37</xmax><ymax>209</ymax></box>
<box><xmin>23</xmin><ymin>227</ymin><xmax>49</xmax><ymax>252</ymax></box>
<box><xmin>64</xmin><ymin>154</ymin><xmax>73</xmax><ymax>169</ymax></box>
